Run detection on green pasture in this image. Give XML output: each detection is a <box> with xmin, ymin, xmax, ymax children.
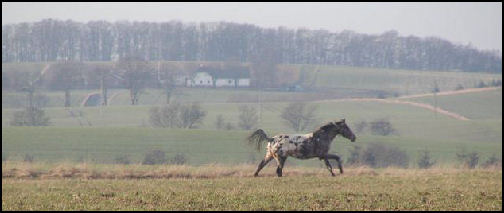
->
<box><xmin>305</xmin><ymin>64</ymin><xmax>501</xmax><ymax>95</ymax></box>
<box><xmin>404</xmin><ymin>88</ymin><xmax>502</xmax><ymax>120</ymax></box>
<box><xmin>2</xmin><ymin>97</ymin><xmax>501</xmax><ymax>166</ymax></box>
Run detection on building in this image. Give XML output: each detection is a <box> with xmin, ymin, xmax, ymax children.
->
<box><xmin>185</xmin><ymin>66</ymin><xmax>250</xmax><ymax>88</ymax></box>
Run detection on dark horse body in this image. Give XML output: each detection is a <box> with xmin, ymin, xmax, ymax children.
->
<box><xmin>247</xmin><ymin>119</ymin><xmax>356</xmax><ymax>177</ymax></box>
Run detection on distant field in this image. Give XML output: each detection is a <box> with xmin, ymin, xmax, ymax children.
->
<box><xmin>3</xmin><ymin>61</ymin><xmax>502</xmax><ymax>108</ymax></box>
<box><xmin>299</xmin><ymin>64</ymin><xmax>501</xmax><ymax>95</ymax></box>
<box><xmin>404</xmin><ymin>88</ymin><xmax>502</xmax><ymax>120</ymax></box>
<box><xmin>2</xmin><ymin>163</ymin><xmax>502</xmax><ymax>211</ymax></box>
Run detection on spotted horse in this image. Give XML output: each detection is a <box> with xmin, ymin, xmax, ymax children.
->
<box><xmin>247</xmin><ymin>119</ymin><xmax>356</xmax><ymax>177</ymax></box>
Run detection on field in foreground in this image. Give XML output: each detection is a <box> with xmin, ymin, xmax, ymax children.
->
<box><xmin>2</xmin><ymin>163</ymin><xmax>502</xmax><ymax>211</ymax></box>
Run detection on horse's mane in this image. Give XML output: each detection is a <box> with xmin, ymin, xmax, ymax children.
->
<box><xmin>313</xmin><ymin>122</ymin><xmax>338</xmax><ymax>138</ymax></box>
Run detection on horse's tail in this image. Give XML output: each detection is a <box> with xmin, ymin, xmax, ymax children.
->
<box><xmin>247</xmin><ymin>129</ymin><xmax>273</xmax><ymax>151</ymax></box>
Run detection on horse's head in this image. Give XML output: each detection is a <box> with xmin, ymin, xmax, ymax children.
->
<box><xmin>335</xmin><ymin>119</ymin><xmax>356</xmax><ymax>142</ymax></box>
<box><xmin>316</xmin><ymin>119</ymin><xmax>356</xmax><ymax>142</ymax></box>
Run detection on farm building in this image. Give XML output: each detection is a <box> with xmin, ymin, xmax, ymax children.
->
<box><xmin>185</xmin><ymin>66</ymin><xmax>250</xmax><ymax>88</ymax></box>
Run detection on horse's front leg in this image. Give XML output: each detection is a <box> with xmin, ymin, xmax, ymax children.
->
<box><xmin>326</xmin><ymin>153</ymin><xmax>343</xmax><ymax>174</ymax></box>
<box><xmin>323</xmin><ymin>157</ymin><xmax>336</xmax><ymax>176</ymax></box>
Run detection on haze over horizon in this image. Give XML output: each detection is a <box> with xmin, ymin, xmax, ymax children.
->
<box><xmin>2</xmin><ymin>2</ymin><xmax>502</xmax><ymax>54</ymax></box>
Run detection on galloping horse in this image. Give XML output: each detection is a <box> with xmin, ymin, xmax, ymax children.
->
<box><xmin>247</xmin><ymin>119</ymin><xmax>356</xmax><ymax>177</ymax></box>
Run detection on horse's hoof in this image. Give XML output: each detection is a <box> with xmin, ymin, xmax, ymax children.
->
<box><xmin>253</xmin><ymin>173</ymin><xmax>259</xmax><ymax>177</ymax></box>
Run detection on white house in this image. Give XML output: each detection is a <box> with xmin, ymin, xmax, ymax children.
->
<box><xmin>215</xmin><ymin>78</ymin><xmax>235</xmax><ymax>87</ymax></box>
<box><xmin>182</xmin><ymin>66</ymin><xmax>251</xmax><ymax>88</ymax></box>
<box><xmin>187</xmin><ymin>72</ymin><xmax>213</xmax><ymax>87</ymax></box>
<box><xmin>236</xmin><ymin>78</ymin><xmax>250</xmax><ymax>87</ymax></box>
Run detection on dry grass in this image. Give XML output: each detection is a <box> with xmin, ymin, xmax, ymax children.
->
<box><xmin>3</xmin><ymin>161</ymin><xmax>501</xmax><ymax>210</ymax></box>
<box><xmin>2</xmin><ymin>161</ymin><xmax>500</xmax><ymax>180</ymax></box>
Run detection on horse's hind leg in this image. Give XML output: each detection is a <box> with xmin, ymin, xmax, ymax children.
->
<box><xmin>275</xmin><ymin>156</ymin><xmax>287</xmax><ymax>177</ymax></box>
<box><xmin>326</xmin><ymin>154</ymin><xmax>343</xmax><ymax>174</ymax></box>
<box><xmin>254</xmin><ymin>155</ymin><xmax>273</xmax><ymax>177</ymax></box>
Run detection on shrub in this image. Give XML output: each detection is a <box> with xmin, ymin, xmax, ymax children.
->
<box><xmin>369</xmin><ymin>119</ymin><xmax>396</xmax><ymax>136</ymax></box>
<box><xmin>348</xmin><ymin>143</ymin><xmax>409</xmax><ymax>168</ymax></box>
<box><xmin>225</xmin><ymin>122</ymin><xmax>234</xmax><ymax>130</ymax></box>
<box><xmin>34</xmin><ymin>93</ymin><xmax>50</xmax><ymax>108</ymax></box>
<box><xmin>417</xmin><ymin>150</ymin><xmax>436</xmax><ymax>169</ymax></box>
<box><xmin>10</xmin><ymin>106</ymin><xmax>51</xmax><ymax>126</ymax></box>
<box><xmin>455</xmin><ymin>84</ymin><xmax>465</xmax><ymax>91</ymax></box>
<box><xmin>456</xmin><ymin>150</ymin><xmax>479</xmax><ymax>169</ymax></box>
<box><xmin>481</xmin><ymin>154</ymin><xmax>501</xmax><ymax>168</ymax></box>
<box><xmin>24</xmin><ymin>154</ymin><xmax>34</xmax><ymax>163</ymax></box>
<box><xmin>215</xmin><ymin>114</ymin><xmax>225</xmax><ymax>130</ymax></box>
<box><xmin>149</xmin><ymin>102</ymin><xmax>207</xmax><ymax>128</ymax></box>
<box><xmin>490</xmin><ymin>79</ymin><xmax>502</xmax><ymax>87</ymax></box>
<box><xmin>142</xmin><ymin>149</ymin><xmax>167</xmax><ymax>165</ymax></box>
<box><xmin>376</xmin><ymin>92</ymin><xmax>387</xmax><ymax>99</ymax></box>
<box><xmin>346</xmin><ymin>145</ymin><xmax>363</xmax><ymax>165</ymax></box>
<box><xmin>354</xmin><ymin>121</ymin><xmax>368</xmax><ymax>133</ymax></box>
<box><xmin>114</xmin><ymin>155</ymin><xmax>131</xmax><ymax>165</ymax></box>
<box><xmin>476</xmin><ymin>80</ymin><xmax>487</xmax><ymax>88</ymax></box>
<box><xmin>238</xmin><ymin>105</ymin><xmax>259</xmax><ymax>130</ymax></box>
<box><xmin>169</xmin><ymin>153</ymin><xmax>187</xmax><ymax>165</ymax></box>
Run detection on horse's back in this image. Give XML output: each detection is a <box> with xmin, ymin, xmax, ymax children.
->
<box><xmin>267</xmin><ymin>133</ymin><xmax>316</xmax><ymax>158</ymax></box>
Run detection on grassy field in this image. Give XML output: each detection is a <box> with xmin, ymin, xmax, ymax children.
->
<box><xmin>2</xmin><ymin>62</ymin><xmax>502</xmax><ymax>211</ymax></box>
<box><xmin>404</xmin><ymin>88</ymin><xmax>502</xmax><ymax>120</ymax></box>
<box><xmin>2</xmin><ymin>162</ymin><xmax>502</xmax><ymax>211</ymax></box>
<box><xmin>2</xmin><ymin>87</ymin><xmax>502</xmax><ymax>166</ymax></box>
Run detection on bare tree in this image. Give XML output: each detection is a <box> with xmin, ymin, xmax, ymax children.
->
<box><xmin>280</xmin><ymin>102</ymin><xmax>318</xmax><ymax>132</ymax></box>
<box><xmin>215</xmin><ymin>114</ymin><xmax>225</xmax><ymax>130</ymax></box>
<box><xmin>238</xmin><ymin>105</ymin><xmax>259</xmax><ymax>130</ymax></box>
<box><xmin>249</xmin><ymin>44</ymin><xmax>281</xmax><ymax>89</ymax></box>
<box><xmin>48</xmin><ymin>61</ymin><xmax>84</xmax><ymax>107</ymax></box>
<box><xmin>149</xmin><ymin>102</ymin><xmax>206</xmax><ymax>129</ymax></box>
<box><xmin>91</xmin><ymin>65</ymin><xmax>111</xmax><ymax>106</ymax></box>
<box><xmin>116</xmin><ymin>57</ymin><xmax>153</xmax><ymax>105</ymax></box>
<box><xmin>180</xmin><ymin>102</ymin><xmax>207</xmax><ymax>129</ymax></box>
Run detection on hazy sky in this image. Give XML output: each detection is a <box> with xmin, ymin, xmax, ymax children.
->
<box><xmin>2</xmin><ymin>2</ymin><xmax>502</xmax><ymax>53</ymax></box>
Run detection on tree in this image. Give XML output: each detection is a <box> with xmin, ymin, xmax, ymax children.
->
<box><xmin>48</xmin><ymin>61</ymin><xmax>84</xmax><ymax>107</ymax></box>
<box><xmin>456</xmin><ymin>149</ymin><xmax>479</xmax><ymax>169</ymax></box>
<box><xmin>249</xmin><ymin>43</ymin><xmax>281</xmax><ymax>89</ymax></box>
<box><xmin>91</xmin><ymin>65</ymin><xmax>111</xmax><ymax>105</ymax></box>
<box><xmin>417</xmin><ymin>149</ymin><xmax>436</xmax><ymax>169</ymax></box>
<box><xmin>280</xmin><ymin>102</ymin><xmax>318</xmax><ymax>132</ymax></box>
<box><xmin>369</xmin><ymin>118</ymin><xmax>397</xmax><ymax>136</ymax></box>
<box><xmin>215</xmin><ymin>114</ymin><xmax>225</xmax><ymax>130</ymax></box>
<box><xmin>116</xmin><ymin>56</ymin><xmax>153</xmax><ymax>105</ymax></box>
<box><xmin>238</xmin><ymin>105</ymin><xmax>259</xmax><ymax>130</ymax></box>
<box><xmin>10</xmin><ymin>106</ymin><xmax>51</xmax><ymax>126</ymax></box>
<box><xmin>180</xmin><ymin>102</ymin><xmax>207</xmax><ymax>129</ymax></box>
<box><xmin>149</xmin><ymin>102</ymin><xmax>207</xmax><ymax>129</ymax></box>
<box><xmin>158</xmin><ymin>63</ymin><xmax>178</xmax><ymax>104</ymax></box>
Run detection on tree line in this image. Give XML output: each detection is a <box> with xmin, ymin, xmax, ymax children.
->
<box><xmin>2</xmin><ymin>19</ymin><xmax>501</xmax><ymax>73</ymax></box>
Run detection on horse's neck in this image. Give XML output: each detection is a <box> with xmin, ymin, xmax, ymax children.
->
<box><xmin>314</xmin><ymin>130</ymin><xmax>338</xmax><ymax>143</ymax></box>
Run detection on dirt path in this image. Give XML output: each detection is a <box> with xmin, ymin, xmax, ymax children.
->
<box><xmin>328</xmin><ymin>98</ymin><xmax>470</xmax><ymax>121</ymax></box>
<box><xmin>397</xmin><ymin>87</ymin><xmax>500</xmax><ymax>99</ymax></box>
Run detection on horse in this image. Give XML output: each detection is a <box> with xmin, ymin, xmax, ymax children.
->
<box><xmin>247</xmin><ymin>119</ymin><xmax>356</xmax><ymax>177</ymax></box>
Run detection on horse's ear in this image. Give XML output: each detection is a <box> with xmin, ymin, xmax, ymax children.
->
<box><xmin>341</xmin><ymin>119</ymin><xmax>345</xmax><ymax>123</ymax></box>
